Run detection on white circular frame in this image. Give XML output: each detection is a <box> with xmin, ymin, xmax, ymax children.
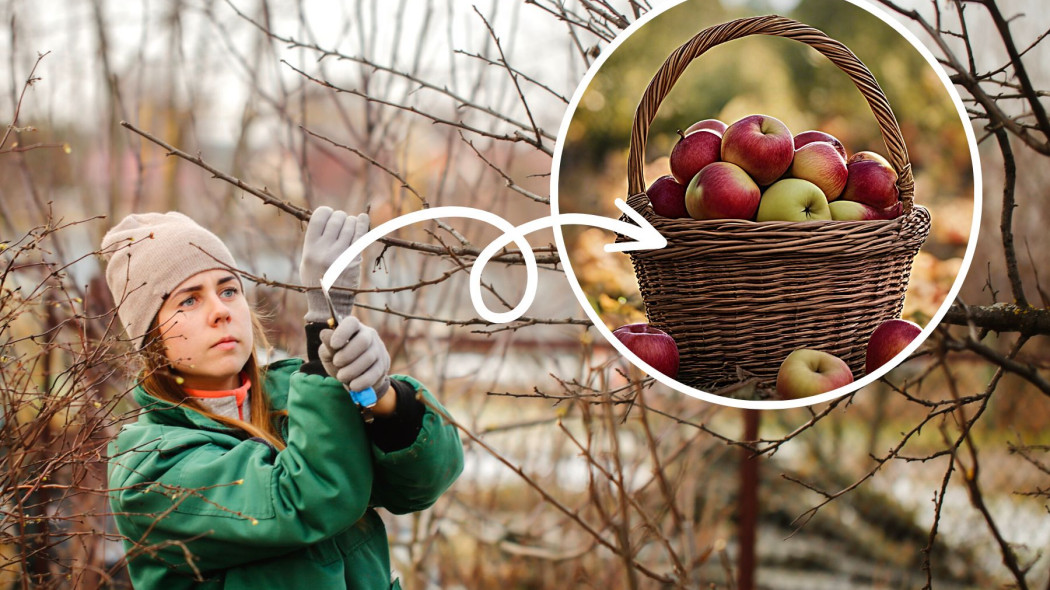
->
<box><xmin>549</xmin><ymin>0</ymin><xmax>984</xmax><ymax>409</ymax></box>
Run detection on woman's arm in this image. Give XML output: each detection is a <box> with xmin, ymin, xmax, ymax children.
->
<box><xmin>306</xmin><ymin>323</ymin><xmax>462</xmax><ymax>512</ymax></box>
<box><xmin>108</xmin><ymin>370</ymin><xmax>374</xmax><ymax>574</ymax></box>
<box><xmin>367</xmin><ymin>376</ymin><xmax>464</xmax><ymax>514</ymax></box>
<box><xmin>306</xmin><ymin>321</ymin><xmax>461</xmax><ymax>513</ymax></box>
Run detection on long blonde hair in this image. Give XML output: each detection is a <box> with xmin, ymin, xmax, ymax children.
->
<box><xmin>138</xmin><ymin>311</ymin><xmax>287</xmax><ymax>450</ymax></box>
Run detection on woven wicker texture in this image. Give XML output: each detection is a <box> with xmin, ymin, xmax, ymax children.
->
<box><xmin>621</xmin><ymin>15</ymin><xmax>931</xmax><ymax>391</ymax></box>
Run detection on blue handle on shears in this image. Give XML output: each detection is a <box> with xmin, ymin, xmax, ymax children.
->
<box><xmin>322</xmin><ymin>284</ymin><xmax>376</xmax><ymax>409</ymax></box>
<box><xmin>349</xmin><ymin>386</ymin><xmax>377</xmax><ymax>408</ymax></box>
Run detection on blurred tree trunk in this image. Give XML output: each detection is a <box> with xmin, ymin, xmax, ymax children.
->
<box><xmin>737</xmin><ymin>410</ymin><xmax>760</xmax><ymax>590</ymax></box>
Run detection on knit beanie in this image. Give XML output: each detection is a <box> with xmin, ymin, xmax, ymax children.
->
<box><xmin>100</xmin><ymin>212</ymin><xmax>238</xmax><ymax>350</ymax></box>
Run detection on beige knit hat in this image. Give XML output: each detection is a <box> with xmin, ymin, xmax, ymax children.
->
<box><xmin>100</xmin><ymin>212</ymin><xmax>238</xmax><ymax>350</ymax></box>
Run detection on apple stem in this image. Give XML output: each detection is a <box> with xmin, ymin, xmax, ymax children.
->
<box><xmin>676</xmin><ymin>129</ymin><xmax>685</xmax><ymax>139</ymax></box>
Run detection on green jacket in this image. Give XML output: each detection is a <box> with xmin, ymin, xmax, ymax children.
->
<box><xmin>108</xmin><ymin>359</ymin><xmax>463</xmax><ymax>589</ymax></box>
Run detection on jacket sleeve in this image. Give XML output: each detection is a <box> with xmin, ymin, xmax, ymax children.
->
<box><xmin>368</xmin><ymin>375</ymin><xmax>464</xmax><ymax>514</ymax></box>
<box><xmin>108</xmin><ymin>371</ymin><xmax>374</xmax><ymax>575</ymax></box>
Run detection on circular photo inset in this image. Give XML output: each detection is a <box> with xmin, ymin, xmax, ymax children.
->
<box><xmin>551</xmin><ymin>0</ymin><xmax>981</xmax><ymax>409</ymax></box>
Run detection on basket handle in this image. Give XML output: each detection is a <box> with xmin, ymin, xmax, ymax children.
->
<box><xmin>627</xmin><ymin>15</ymin><xmax>915</xmax><ymax>213</ymax></box>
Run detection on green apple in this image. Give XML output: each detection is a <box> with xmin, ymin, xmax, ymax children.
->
<box><xmin>755</xmin><ymin>178</ymin><xmax>832</xmax><ymax>222</ymax></box>
<box><xmin>776</xmin><ymin>349</ymin><xmax>854</xmax><ymax>398</ymax></box>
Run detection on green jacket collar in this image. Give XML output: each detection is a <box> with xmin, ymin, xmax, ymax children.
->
<box><xmin>131</xmin><ymin>358</ymin><xmax>301</xmax><ymax>432</ymax></box>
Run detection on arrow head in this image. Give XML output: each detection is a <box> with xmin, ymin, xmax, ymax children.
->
<box><xmin>605</xmin><ymin>198</ymin><xmax>667</xmax><ymax>253</ymax></box>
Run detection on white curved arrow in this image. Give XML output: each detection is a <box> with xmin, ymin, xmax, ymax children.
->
<box><xmin>321</xmin><ymin>198</ymin><xmax>665</xmax><ymax>324</ymax></box>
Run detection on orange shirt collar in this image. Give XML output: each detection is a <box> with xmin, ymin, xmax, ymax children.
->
<box><xmin>183</xmin><ymin>373</ymin><xmax>252</xmax><ymax>408</ymax></box>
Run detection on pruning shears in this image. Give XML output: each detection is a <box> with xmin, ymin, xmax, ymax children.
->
<box><xmin>323</xmin><ymin>286</ymin><xmax>378</xmax><ymax>423</ymax></box>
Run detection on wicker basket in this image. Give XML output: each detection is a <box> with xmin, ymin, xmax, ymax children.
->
<box><xmin>621</xmin><ymin>15</ymin><xmax>931</xmax><ymax>391</ymax></box>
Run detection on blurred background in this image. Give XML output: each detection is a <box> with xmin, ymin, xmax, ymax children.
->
<box><xmin>1</xmin><ymin>0</ymin><xmax>1048</xmax><ymax>589</ymax></box>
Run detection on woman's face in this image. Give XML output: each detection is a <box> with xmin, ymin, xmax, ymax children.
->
<box><xmin>155</xmin><ymin>269</ymin><xmax>254</xmax><ymax>390</ymax></box>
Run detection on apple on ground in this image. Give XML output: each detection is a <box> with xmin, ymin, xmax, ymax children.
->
<box><xmin>841</xmin><ymin>158</ymin><xmax>899</xmax><ymax>209</ymax></box>
<box><xmin>776</xmin><ymin>349</ymin><xmax>854</xmax><ymax>398</ymax></box>
<box><xmin>755</xmin><ymin>178</ymin><xmax>832</xmax><ymax>222</ymax></box>
<box><xmin>847</xmin><ymin>151</ymin><xmax>891</xmax><ymax>167</ymax></box>
<box><xmin>790</xmin><ymin>141</ymin><xmax>848</xmax><ymax>200</ymax></box>
<box><xmin>612</xmin><ymin>323</ymin><xmax>680</xmax><ymax>379</ymax></box>
<box><xmin>865</xmin><ymin>318</ymin><xmax>922</xmax><ymax>374</ymax></box>
<box><xmin>670</xmin><ymin>129</ymin><xmax>722</xmax><ymax>185</ymax></box>
<box><xmin>793</xmin><ymin>130</ymin><xmax>847</xmax><ymax>160</ymax></box>
<box><xmin>646</xmin><ymin>175</ymin><xmax>689</xmax><ymax>218</ymax></box>
<box><xmin>685</xmin><ymin>162</ymin><xmax>762</xmax><ymax>221</ymax></box>
<box><xmin>720</xmin><ymin>114</ymin><xmax>795</xmax><ymax>186</ymax></box>
<box><xmin>829</xmin><ymin>200</ymin><xmax>903</xmax><ymax>221</ymax></box>
<box><xmin>685</xmin><ymin>118</ymin><xmax>729</xmax><ymax>136</ymax></box>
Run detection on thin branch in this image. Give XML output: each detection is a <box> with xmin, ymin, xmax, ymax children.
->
<box><xmin>459</xmin><ymin>133</ymin><xmax>550</xmax><ymax>205</ymax></box>
<box><xmin>975</xmin><ymin>0</ymin><xmax>1050</xmax><ymax>141</ymax></box>
<box><xmin>415</xmin><ymin>394</ymin><xmax>678</xmax><ymax>585</ymax></box>
<box><xmin>876</xmin><ymin>0</ymin><xmax>1050</xmax><ymax>154</ymax></box>
<box><xmin>993</xmin><ymin>127</ymin><xmax>1028</xmax><ymax>307</ymax></box>
<box><xmin>299</xmin><ymin>126</ymin><xmax>471</xmax><ymax>247</ymax></box>
<box><xmin>939</xmin><ymin>302</ymin><xmax>1050</xmax><ymax>335</ymax></box>
<box><xmin>224</xmin><ymin>0</ymin><xmax>557</xmax><ymax>143</ymax></box>
<box><xmin>117</xmin><ymin>120</ymin><xmax>561</xmax><ymax>265</ymax></box>
<box><xmin>453</xmin><ymin>48</ymin><xmax>569</xmax><ymax>104</ymax></box>
<box><xmin>0</xmin><ymin>51</ymin><xmax>50</xmax><ymax>154</ymax></box>
<box><xmin>280</xmin><ymin>59</ymin><xmax>554</xmax><ymax>156</ymax></box>
<box><xmin>472</xmin><ymin>6</ymin><xmax>543</xmax><ymax>147</ymax></box>
<box><xmin>944</xmin><ymin>335</ymin><xmax>1050</xmax><ymax>397</ymax></box>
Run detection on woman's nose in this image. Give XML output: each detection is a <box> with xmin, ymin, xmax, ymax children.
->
<box><xmin>207</xmin><ymin>295</ymin><xmax>232</xmax><ymax>325</ymax></box>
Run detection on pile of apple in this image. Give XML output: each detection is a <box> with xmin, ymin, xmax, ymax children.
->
<box><xmin>612</xmin><ymin>318</ymin><xmax>922</xmax><ymax>399</ymax></box>
<box><xmin>624</xmin><ymin>113</ymin><xmax>916</xmax><ymax>395</ymax></box>
<box><xmin>646</xmin><ymin>114</ymin><xmax>902</xmax><ymax>222</ymax></box>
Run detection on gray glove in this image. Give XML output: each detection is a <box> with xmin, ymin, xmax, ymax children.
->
<box><xmin>300</xmin><ymin>206</ymin><xmax>370</xmax><ymax>324</ymax></box>
<box><xmin>319</xmin><ymin>316</ymin><xmax>391</xmax><ymax>399</ymax></box>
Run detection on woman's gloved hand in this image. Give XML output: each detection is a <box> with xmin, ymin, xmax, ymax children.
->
<box><xmin>319</xmin><ymin>316</ymin><xmax>391</xmax><ymax>401</ymax></box>
<box><xmin>300</xmin><ymin>206</ymin><xmax>370</xmax><ymax>324</ymax></box>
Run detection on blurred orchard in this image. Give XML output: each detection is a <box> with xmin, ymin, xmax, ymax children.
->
<box><xmin>1</xmin><ymin>0</ymin><xmax>1048</xmax><ymax>589</ymax></box>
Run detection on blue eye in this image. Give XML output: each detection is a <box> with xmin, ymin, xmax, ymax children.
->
<box><xmin>221</xmin><ymin>286</ymin><xmax>239</xmax><ymax>298</ymax></box>
<box><xmin>178</xmin><ymin>295</ymin><xmax>197</xmax><ymax>308</ymax></box>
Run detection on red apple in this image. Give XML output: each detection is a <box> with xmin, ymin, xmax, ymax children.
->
<box><xmin>865</xmin><ymin>319</ymin><xmax>922</xmax><ymax>374</ymax></box>
<box><xmin>612</xmin><ymin>323</ymin><xmax>680</xmax><ymax>379</ymax></box>
<box><xmin>881</xmin><ymin>201</ymin><xmax>903</xmax><ymax>219</ymax></box>
<box><xmin>793</xmin><ymin>130</ymin><xmax>847</xmax><ymax>160</ymax></box>
<box><xmin>829</xmin><ymin>200</ymin><xmax>903</xmax><ymax>221</ymax></box>
<box><xmin>790</xmin><ymin>141</ymin><xmax>848</xmax><ymax>201</ymax></box>
<box><xmin>755</xmin><ymin>178</ymin><xmax>831</xmax><ymax>222</ymax></box>
<box><xmin>670</xmin><ymin>129</ymin><xmax>722</xmax><ymax>185</ymax></box>
<box><xmin>684</xmin><ymin>162</ymin><xmax>762</xmax><ymax>221</ymax></box>
<box><xmin>848</xmin><ymin>151</ymin><xmax>891</xmax><ymax>167</ymax></box>
<box><xmin>841</xmin><ymin>158</ymin><xmax>899</xmax><ymax>209</ymax></box>
<box><xmin>646</xmin><ymin>175</ymin><xmax>689</xmax><ymax>218</ymax></box>
<box><xmin>776</xmin><ymin>349</ymin><xmax>854</xmax><ymax>398</ymax></box>
<box><xmin>721</xmin><ymin>114</ymin><xmax>795</xmax><ymax>186</ymax></box>
<box><xmin>685</xmin><ymin>118</ymin><xmax>728</xmax><ymax>136</ymax></box>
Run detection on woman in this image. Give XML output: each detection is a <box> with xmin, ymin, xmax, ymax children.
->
<box><xmin>102</xmin><ymin>208</ymin><xmax>462</xmax><ymax>589</ymax></box>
